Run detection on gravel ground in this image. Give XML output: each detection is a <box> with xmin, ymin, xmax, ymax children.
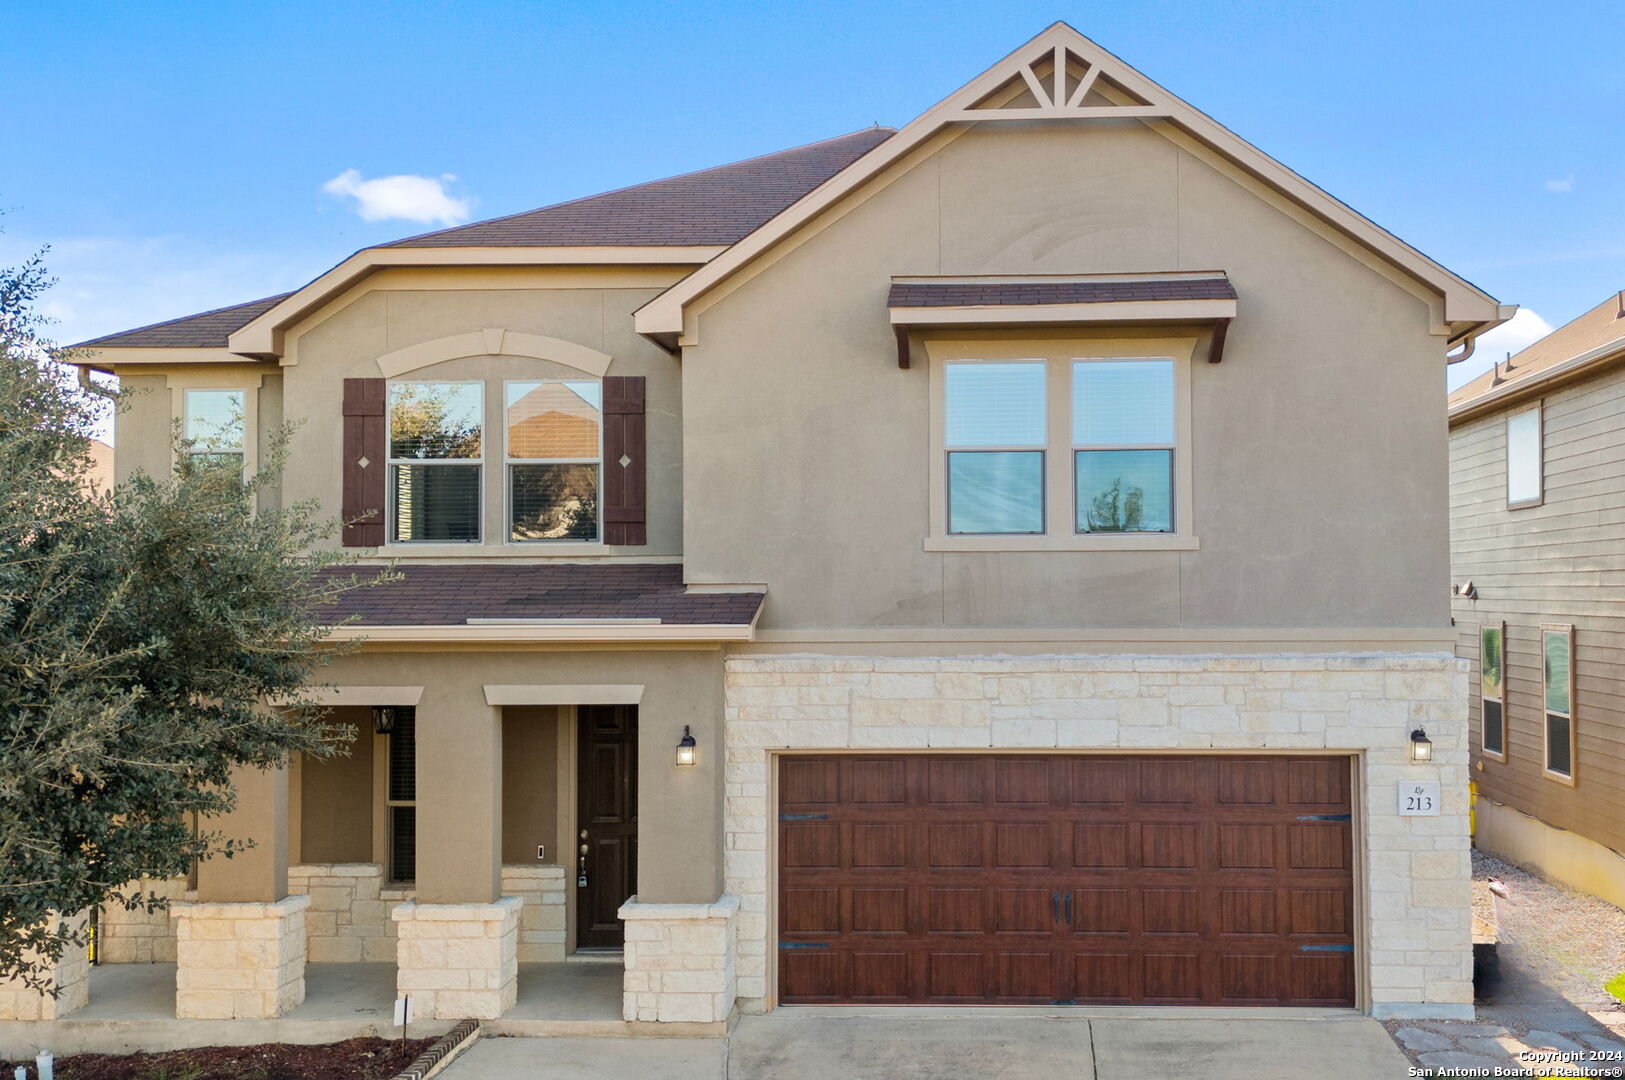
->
<box><xmin>1382</xmin><ymin>850</ymin><xmax>1625</xmax><ymax>1076</ymax></box>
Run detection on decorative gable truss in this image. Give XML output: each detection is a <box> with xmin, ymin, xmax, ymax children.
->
<box><xmin>943</xmin><ymin>41</ymin><xmax>1172</xmax><ymax>122</ymax></box>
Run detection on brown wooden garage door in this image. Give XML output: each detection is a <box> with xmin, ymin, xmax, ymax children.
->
<box><xmin>777</xmin><ymin>754</ymin><xmax>1355</xmax><ymax>1007</ymax></box>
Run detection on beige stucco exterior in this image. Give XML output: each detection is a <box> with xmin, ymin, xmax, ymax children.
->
<box><xmin>52</xmin><ymin>23</ymin><xmax>1492</xmax><ymax>1028</ymax></box>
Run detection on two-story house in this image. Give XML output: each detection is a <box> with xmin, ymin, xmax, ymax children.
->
<box><xmin>1449</xmin><ymin>294</ymin><xmax>1625</xmax><ymax>910</ymax></box>
<box><xmin>37</xmin><ymin>24</ymin><xmax>1507</xmax><ymax>1027</ymax></box>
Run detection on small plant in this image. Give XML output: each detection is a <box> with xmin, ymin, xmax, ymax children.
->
<box><xmin>1606</xmin><ymin>970</ymin><xmax>1625</xmax><ymax>1005</ymax></box>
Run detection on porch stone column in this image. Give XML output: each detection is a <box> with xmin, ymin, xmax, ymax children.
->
<box><xmin>619</xmin><ymin>894</ymin><xmax>739</xmax><ymax>1024</ymax></box>
<box><xmin>392</xmin><ymin>896</ymin><xmax>521</xmax><ymax>1019</ymax></box>
<box><xmin>415</xmin><ymin>687</ymin><xmax>501</xmax><ymax>904</ymax></box>
<box><xmin>0</xmin><ymin>912</ymin><xmax>90</xmax><ymax>1020</ymax></box>
<box><xmin>176</xmin><ymin>763</ymin><xmax>308</xmax><ymax>1018</ymax></box>
<box><xmin>172</xmin><ymin>895</ymin><xmax>310</xmax><ymax>1019</ymax></box>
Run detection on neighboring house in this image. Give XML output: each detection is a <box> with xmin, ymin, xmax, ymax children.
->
<box><xmin>24</xmin><ymin>23</ymin><xmax>1509</xmax><ymax>1027</ymax></box>
<box><xmin>1448</xmin><ymin>293</ymin><xmax>1625</xmax><ymax>909</ymax></box>
<box><xmin>84</xmin><ymin>438</ymin><xmax>113</xmax><ymax>494</ymax></box>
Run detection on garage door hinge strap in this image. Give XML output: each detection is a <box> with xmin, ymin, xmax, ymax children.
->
<box><xmin>1295</xmin><ymin>814</ymin><xmax>1351</xmax><ymax>821</ymax></box>
<box><xmin>779</xmin><ymin>813</ymin><xmax>830</xmax><ymax>821</ymax></box>
<box><xmin>779</xmin><ymin>942</ymin><xmax>831</xmax><ymax>949</ymax></box>
<box><xmin>1298</xmin><ymin>944</ymin><xmax>1354</xmax><ymax>952</ymax></box>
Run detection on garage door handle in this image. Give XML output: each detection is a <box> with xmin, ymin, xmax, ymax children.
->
<box><xmin>1052</xmin><ymin>891</ymin><xmax>1060</xmax><ymax>923</ymax></box>
<box><xmin>1064</xmin><ymin>891</ymin><xmax>1072</xmax><ymax>925</ymax></box>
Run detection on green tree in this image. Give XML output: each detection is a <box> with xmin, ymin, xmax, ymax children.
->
<box><xmin>0</xmin><ymin>243</ymin><xmax>378</xmax><ymax>990</ymax></box>
<box><xmin>1085</xmin><ymin>477</ymin><xmax>1145</xmax><ymax>532</ymax></box>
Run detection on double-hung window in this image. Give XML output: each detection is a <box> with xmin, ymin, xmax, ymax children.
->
<box><xmin>183</xmin><ymin>389</ymin><xmax>247</xmax><ymax>481</ymax></box>
<box><xmin>1507</xmin><ymin>404</ymin><xmax>1543</xmax><ymax>509</ymax></box>
<box><xmin>944</xmin><ymin>361</ymin><xmax>1047</xmax><ymax>534</ymax></box>
<box><xmin>1542</xmin><ymin>624</ymin><xmax>1576</xmax><ymax>782</ymax></box>
<box><xmin>505</xmin><ymin>380</ymin><xmax>602</xmax><ymax>542</ymax></box>
<box><xmin>930</xmin><ymin>339</ymin><xmax>1194</xmax><ymax>549</ymax></box>
<box><xmin>387</xmin><ymin>382</ymin><xmax>483</xmax><ymax>543</ymax></box>
<box><xmin>1073</xmin><ymin>359</ymin><xmax>1174</xmax><ymax>533</ymax></box>
<box><xmin>1479</xmin><ymin>622</ymin><xmax>1506</xmax><ymax>760</ymax></box>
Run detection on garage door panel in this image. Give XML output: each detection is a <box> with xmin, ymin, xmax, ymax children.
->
<box><xmin>777</xmin><ymin>754</ymin><xmax>1355</xmax><ymax>1007</ymax></box>
<box><xmin>781</xmin><ymin>822</ymin><xmax>841</xmax><ymax>869</ymax></box>
<box><xmin>781</xmin><ymin>887</ymin><xmax>841</xmax><ymax>935</ymax></box>
<box><xmin>1072</xmin><ymin>823</ymin><xmax>1130</xmax><ymax>867</ymax></box>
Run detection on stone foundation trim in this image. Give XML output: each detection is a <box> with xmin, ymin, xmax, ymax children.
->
<box><xmin>172</xmin><ymin>894</ymin><xmax>310</xmax><ymax>1019</ymax></box>
<box><xmin>392</xmin><ymin>897</ymin><xmax>521</xmax><ymax>1020</ymax></box>
<box><xmin>0</xmin><ymin>912</ymin><xmax>90</xmax><ymax>1021</ymax></box>
<box><xmin>619</xmin><ymin>894</ymin><xmax>740</xmax><ymax>1024</ymax></box>
<box><xmin>1373</xmin><ymin>1001</ymin><xmax>1477</xmax><ymax>1021</ymax></box>
<box><xmin>500</xmin><ymin>865</ymin><xmax>568</xmax><ymax>963</ymax></box>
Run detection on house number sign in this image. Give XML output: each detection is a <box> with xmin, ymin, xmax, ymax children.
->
<box><xmin>1398</xmin><ymin>781</ymin><xmax>1440</xmax><ymax>816</ymax></box>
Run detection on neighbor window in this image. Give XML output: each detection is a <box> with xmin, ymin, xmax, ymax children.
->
<box><xmin>944</xmin><ymin>361</ymin><xmax>1047</xmax><ymax>534</ymax></box>
<box><xmin>1542</xmin><ymin>624</ymin><xmax>1575</xmax><ymax>782</ymax></box>
<box><xmin>1073</xmin><ymin>359</ymin><xmax>1174</xmax><ymax>533</ymax></box>
<box><xmin>505</xmin><ymin>380</ymin><xmax>602</xmax><ymax>542</ymax></box>
<box><xmin>386</xmin><ymin>707</ymin><xmax>416</xmax><ymax>883</ymax></box>
<box><xmin>1480</xmin><ymin>622</ymin><xmax>1506</xmax><ymax>760</ymax></box>
<box><xmin>182</xmin><ymin>389</ymin><xmax>246</xmax><ymax>480</ymax></box>
<box><xmin>387</xmin><ymin>382</ymin><xmax>483</xmax><ymax>543</ymax></box>
<box><xmin>1507</xmin><ymin>404</ymin><xmax>1543</xmax><ymax>508</ymax></box>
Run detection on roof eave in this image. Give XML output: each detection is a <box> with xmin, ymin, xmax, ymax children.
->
<box><xmin>1448</xmin><ymin>337</ymin><xmax>1625</xmax><ymax>426</ymax></box>
<box><xmin>322</xmin><ymin>620</ymin><xmax>759</xmax><ymax>644</ymax></box>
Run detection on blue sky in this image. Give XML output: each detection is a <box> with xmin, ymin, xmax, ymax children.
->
<box><xmin>4</xmin><ymin>0</ymin><xmax>1621</xmax><ymax>395</ymax></box>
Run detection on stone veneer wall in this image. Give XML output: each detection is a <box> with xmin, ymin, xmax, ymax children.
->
<box><xmin>0</xmin><ymin>913</ymin><xmax>90</xmax><ymax>1020</ymax></box>
<box><xmin>619</xmin><ymin>895</ymin><xmax>740</xmax><ymax>1023</ymax></box>
<box><xmin>501</xmin><ymin>865</ymin><xmax>568</xmax><ymax>963</ymax></box>
<box><xmin>173</xmin><ymin>895</ymin><xmax>309</xmax><ymax>1019</ymax></box>
<box><xmin>97</xmin><ymin>877</ymin><xmax>194</xmax><ymax>963</ymax></box>
<box><xmin>392</xmin><ymin>897</ymin><xmax>521</xmax><ymax>1020</ymax></box>
<box><xmin>289</xmin><ymin>864</ymin><xmax>396</xmax><ymax>963</ymax></box>
<box><xmin>723</xmin><ymin>652</ymin><xmax>1472</xmax><ymax>1017</ymax></box>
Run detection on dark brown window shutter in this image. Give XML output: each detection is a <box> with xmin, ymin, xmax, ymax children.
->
<box><xmin>602</xmin><ymin>375</ymin><xmax>646</xmax><ymax>546</ymax></box>
<box><xmin>341</xmin><ymin>378</ymin><xmax>386</xmax><ymax>547</ymax></box>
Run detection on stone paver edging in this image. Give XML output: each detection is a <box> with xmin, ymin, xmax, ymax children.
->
<box><xmin>392</xmin><ymin>1018</ymin><xmax>480</xmax><ymax>1080</ymax></box>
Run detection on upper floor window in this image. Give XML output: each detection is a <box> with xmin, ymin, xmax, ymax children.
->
<box><xmin>928</xmin><ymin>339</ymin><xmax>1195</xmax><ymax>551</ymax></box>
<box><xmin>1506</xmin><ymin>403</ymin><xmax>1542</xmax><ymax>509</ymax></box>
<box><xmin>387</xmin><ymin>382</ymin><xmax>482</xmax><ymax>543</ymax></box>
<box><xmin>1479</xmin><ymin>622</ymin><xmax>1505</xmax><ymax>760</ymax></box>
<box><xmin>506</xmin><ymin>380</ymin><xmax>602</xmax><ymax>542</ymax></box>
<box><xmin>1542</xmin><ymin>623</ymin><xmax>1575</xmax><ymax>783</ymax></box>
<box><xmin>183</xmin><ymin>389</ymin><xmax>246</xmax><ymax>480</ymax></box>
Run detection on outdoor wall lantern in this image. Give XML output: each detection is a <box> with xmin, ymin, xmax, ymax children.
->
<box><xmin>1409</xmin><ymin>728</ymin><xmax>1433</xmax><ymax>763</ymax></box>
<box><xmin>372</xmin><ymin>707</ymin><xmax>398</xmax><ymax>735</ymax></box>
<box><xmin>676</xmin><ymin>725</ymin><xmax>698</xmax><ymax>767</ymax></box>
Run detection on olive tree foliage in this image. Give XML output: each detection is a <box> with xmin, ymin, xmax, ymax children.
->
<box><xmin>0</xmin><ymin>244</ymin><xmax>378</xmax><ymax>990</ymax></box>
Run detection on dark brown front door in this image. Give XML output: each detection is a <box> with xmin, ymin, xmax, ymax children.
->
<box><xmin>777</xmin><ymin>754</ymin><xmax>1355</xmax><ymax>1006</ymax></box>
<box><xmin>576</xmin><ymin>705</ymin><xmax>637</xmax><ymax>949</ymax></box>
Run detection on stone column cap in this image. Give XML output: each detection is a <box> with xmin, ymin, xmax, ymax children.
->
<box><xmin>391</xmin><ymin>896</ymin><xmax>524</xmax><ymax>922</ymax></box>
<box><xmin>171</xmin><ymin>893</ymin><xmax>312</xmax><ymax>920</ymax></box>
<box><xmin>618</xmin><ymin>893</ymin><xmax>741</xmax><ymax>921</ymax></box>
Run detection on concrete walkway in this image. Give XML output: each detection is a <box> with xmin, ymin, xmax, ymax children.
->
<box><xmin>439</xmin><ymin>1013</ymin><xmax>1413</xmax><ymax>1079</ymax></box>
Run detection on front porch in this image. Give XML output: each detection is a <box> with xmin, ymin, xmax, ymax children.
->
<box><xmin>0</xmin><ymin>960</ymin><xmax>652</xmax><ymax>1057</ymax></box>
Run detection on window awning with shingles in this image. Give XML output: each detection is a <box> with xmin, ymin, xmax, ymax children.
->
<box><xmin>887</xmin><ymin>272</ymin><xmax>1237</xmax><ymax>367</ymax></box>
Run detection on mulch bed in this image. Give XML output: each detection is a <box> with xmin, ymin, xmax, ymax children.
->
<box><xmin>5</xmin><ymin>1036</ymin><xmax>435</xmax><ymax>1080</ymax></box>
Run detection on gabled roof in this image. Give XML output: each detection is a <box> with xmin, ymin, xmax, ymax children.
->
<box><xmin>75</xmin><ymin>293</ymin><xmax>292</xmax><ymax>349</ymax></box>
<box><xmin>635</xmin><ymin>22</ymin><xmax>1509</xmax><ymax>345</ymax></box>
<box><xmin>73</xmin><ymin>129</ymin><xmax>893</xmax><ymax>353</ymax></box>
<box><xmin>1448</xmin><ymin>291</ymin><xmax>1625</xmax><ymax>422</ymax></box>
<box><xmin>384</xmin><ymin>129</ymin><xmax>894</xmax><ymax>248</ymax></box>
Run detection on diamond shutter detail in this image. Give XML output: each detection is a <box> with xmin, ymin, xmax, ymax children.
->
<box><xmin>342</xmin><ymin>378</ymin><xmax>386</xmax><ymax>547</ymax></box>
<box><xmin>602</xmin><ymin>375</ymin><xmax>646</xmax><ymax>546</ymax></box>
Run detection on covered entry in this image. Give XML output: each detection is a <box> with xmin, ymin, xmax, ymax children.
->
<box><xmin>776</xmin><ymin>753</ymin><xmax>1356</xmax><ymax>1007</ymax></box>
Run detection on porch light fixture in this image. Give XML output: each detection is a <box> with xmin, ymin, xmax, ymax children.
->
<box><xmin>675</xmin><ymin>726</ymin><xmax>697</xmax><ymax>767</ymax></box>
<box><xmin>372</xmin><ymin>707</ymin><xmax>398</xmax><ymax>735</ymax></box>
<box><xmin>1410</xmin><ymin>728</ymin><xmax>1433</xmax><ymax>763</ymax></box>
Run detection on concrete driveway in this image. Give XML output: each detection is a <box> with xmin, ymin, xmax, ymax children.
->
<box><xmin>440</xmin><ymin>1012</ymin><xmax>1413</xmax><ymax>1079</ymax></box>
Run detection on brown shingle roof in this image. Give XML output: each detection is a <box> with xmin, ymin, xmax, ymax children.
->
<box><xmin>384</xmin><ymin>128</ymin><xmax>893</xmax><ymax>248</ymax></box>
<box><xmin>75</xmin><ymin>128</ymin><xmax>894</xmax><ymax>350</ymax></box>
<box><xmin>73</xmin><ymin>293</ymin><xmax>293</xmax><ymax>349</ymax></box>
<box><xmin>1449</xmin><ymin>292</ymin><xmax>1625</xmax><ymax>411</ymax></box>
<box><xmin>888</xmin><ymin>275</ymin><xmax>1236</xmax><ymax>308</ymax></box>
<box><xmin>315</xmin><ymin>563</ymin><xmax>762</xmax><ymax>627</ymax></box>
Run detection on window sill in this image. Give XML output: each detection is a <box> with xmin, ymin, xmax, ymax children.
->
<box><xmin>924</xmin><ymin>534</ymin><xmax>1200</xmax><ymax>552</ymax></box>
<box><xmin>377</xmin><ymin>543</ymin><xmax>615</xmax><ymax>559</ymax></box>
<box><xmin>1542</xmin><ymin>768</ymin><xmax>1577</xmax><ymax>788</ymax></box>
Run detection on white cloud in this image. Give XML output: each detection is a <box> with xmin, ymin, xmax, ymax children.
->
<box><xmin>1447</xmin><ymin>307</ymin><xmax>1555</xmax><ymax>391</ymax></box>
<box><xmin>321</xmin><ymin>169</ymin><xmax>472</xmax><ymax>225</ymax></box>
<box><xmin>1545</xmin><ymin>176</ymin><xmax>1574</xmax><ymax>193</ymax></box>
